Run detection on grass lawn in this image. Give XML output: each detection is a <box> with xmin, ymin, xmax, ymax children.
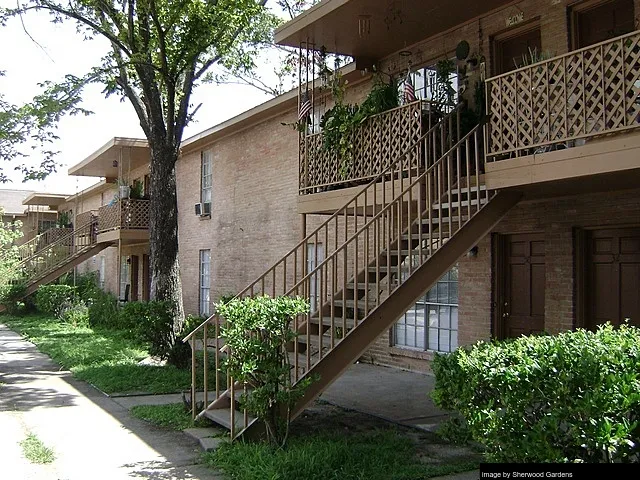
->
<box><xmin>204</xmin><ymin>429</ymin><xmax>478</xmax><ymax>480</ymax></box>
<box><xmin>2</xmin><ymin>313</ymin><xmax>192</xmax><ymax>394</ymax></box>
<box><xmin>130</xmin><ymin>403</ymin><xmax>211</xmax><ymax>430</ymax></box>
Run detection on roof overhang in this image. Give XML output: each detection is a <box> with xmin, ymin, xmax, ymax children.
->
<box><xmin>68</xmin><ymin>137</ymin><xmax>150</xmax><ymax>178</ymax></box>
<box><xmin>22</xmin><ymin>193</ymin><xmax>69</xmax><ymax>210</ymax></box>
<box><xmin>181</xmin><ymin>64</ymin><xmax>369</xmax><ymax>154</ymax></box>
<box><xmin>275</xmin><ymin>0</ymin><xmax>512</xmax><ymax>58</ymax></box>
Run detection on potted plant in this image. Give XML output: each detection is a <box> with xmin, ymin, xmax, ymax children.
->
<box><xmin>57</xmin><ymin>211</ymin><xmax>72</xmax><ymax>228</ymax></box>
<box><xmin>129</xmin><ymin>180</ymin><xmax>144</xmax><ymax>200</ymax></box>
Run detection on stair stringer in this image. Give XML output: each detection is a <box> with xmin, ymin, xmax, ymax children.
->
<box><xmin>239</xmin><ymin>190</ymin><xmax>522</xmax><ymax>439</ymax></box>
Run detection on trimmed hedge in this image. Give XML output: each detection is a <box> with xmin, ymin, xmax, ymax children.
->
<box><xmin>432</xmin><ymin>324</ymin><xmax>640</xmax><ymax>463</ymax></box>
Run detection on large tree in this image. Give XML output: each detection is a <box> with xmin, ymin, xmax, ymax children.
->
<box><xmin>1</xmin><ymin>0</ymin><xmax>283</xmax><ymax>337</ymax></box>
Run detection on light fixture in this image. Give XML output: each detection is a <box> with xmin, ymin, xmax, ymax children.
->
<box><xmin>399</xmin><ymin>50</ymin><xmax>412</xmax><ymax>57</ymax></box>
<box><xmin>358</xmin><ymin>15</ymin><xmax>371</xmax><ymax>38</ymax></box>
<box><xmin>467</xmin><ymin>246</ymin><xmax>479</xmax><ymax>258</ymax></box>
<box><xmin>112</xmin><ymin>160</ymin><xmax>119</xmax><ymax>168</ymax></box>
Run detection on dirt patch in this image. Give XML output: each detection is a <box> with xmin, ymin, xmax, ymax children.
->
<box><xmin>291</xmin><ymin>400</ymin><xmax>482</xmax><ymax>466</ymax></box>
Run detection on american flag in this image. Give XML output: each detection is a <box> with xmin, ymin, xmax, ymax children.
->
<box><xmin>404</xmin><ymin>72</ymin><xmax>417</xmax><ymax>104</ymax></box>
<box><xmin>298</xmin><ymin>92</ymin><xmax>312</xmax><ymax>122</ymax></box>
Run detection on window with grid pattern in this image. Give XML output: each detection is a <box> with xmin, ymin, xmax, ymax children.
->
<box><xmin>409</xmin><ymin>61</ymin><xmax>459</xmax><ymax>108</ymax></box>
<box><xmin>199</xmin><ymin>249</ymin><xmax>211</xmax><ymax>317</ymax></box>
<box><xmin>394</xmin><ymin>266</ymin><xmax>458</xmax><ymax>353</ymax></box>
<box><xmin>201</xmin><ymin>150</ymin><xmax>213</xmax><ymax>205</ymax></box>
<box><xmin>306</xmin><ymin>243</ymin><xmax>325</xmax><ymax>313</ymax></box>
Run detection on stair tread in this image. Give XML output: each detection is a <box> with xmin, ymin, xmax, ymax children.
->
<box><xmin>307</xmin><ymin>316</ymin><xmax>356</xmax><ymax>328</ymax></box>
<box><xmin>203</xmin><ymin>407</ymin><xmax>256</xmax><ymax>431</ymax></box>
<box><xmin>433</xmin><ymin>198</ymin><xmax>488</xmax><ymax>209</ymax></box>
<box><xmin>332</xmin><ymin>298</ymin><xmax>375</xmax><ymax>309</ymax></box>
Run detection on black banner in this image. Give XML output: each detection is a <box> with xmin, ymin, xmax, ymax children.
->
<box><xmin>479</xmin><ymin>463</ymin><xmax>639</xmax><ymax>479</ymax></box>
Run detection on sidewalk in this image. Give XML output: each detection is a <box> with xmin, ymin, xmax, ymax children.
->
<box><xmin>0</xmin><ymin>323</ymin><xmax>223</xmax><ymax>480</ymax></box>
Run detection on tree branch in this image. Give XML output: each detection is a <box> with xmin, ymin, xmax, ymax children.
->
<box><xmin>19</xmin><ymin>1</ymin><xmax>132</xmax><ymax>57</ymax></box>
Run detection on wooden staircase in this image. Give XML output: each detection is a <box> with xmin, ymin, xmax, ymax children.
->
<box><xmin>184</xmin><ymin>119</ymin><xmax>522</xmax><ymax>440</ymax></box>
<box><xmin>0</xmin><ymin>219</ymin><xmax>111</xmax><ymax>312</ymax></box>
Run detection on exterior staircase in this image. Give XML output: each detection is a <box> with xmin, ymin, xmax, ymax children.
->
<box><xmin>0</xmin><ymin>219</ymin><xmax>111</xmax><ymax>312</ymax></box>
<box><xmin>184</xmin><ymin>117</ymin><xmax>522</xmax><ymax>439</ymax></box>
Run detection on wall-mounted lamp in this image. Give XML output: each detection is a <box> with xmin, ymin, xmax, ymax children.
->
<box><xmin>112</xmin><ymin>160</ymin><xmax>119</xmax><ymax>168</ymax></box>
<box><xmin>358</xmin><ymin>15</ymin><xmax>371</xmax><ymax>38</ymax></box>
<box><xmin>126</xmin><ymin>256</ymin><xmax>131</xmax><ymax>264</ymax></box>
<box><xmin>467</xmin><ymin>246</ymin><xmax>479</xmax><ymax>258</ymax></box>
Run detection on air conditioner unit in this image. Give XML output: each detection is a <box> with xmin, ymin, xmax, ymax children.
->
<box><xmin>194</xmin><ymin>202</ymin><xmax>211</xmax><ymax>217</ymax></box>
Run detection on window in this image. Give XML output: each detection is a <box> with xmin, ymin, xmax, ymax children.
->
<box><xmin>394</xmin><ymin>266</ymin><xmax>458</xmax><ymax>353</ymax></box>
<box><xmin>306</xmin><ymin>243</ymin><xmax>325</xmax><ymax>313</ymax></box>
<box><xmin>120</xmin><ymin>256</ymin><xmax>130</xmax><ymax>301</ymax></box>
<box><xmin>199</xmin><ymin>249</ymin><xmax>211</xmax><ymax>317</ymax></box>
<box><xmin>201</xmin><ymin>150</ymin><xmax>213</xmax><ymax>207</ymax></box>
<box><xmin>38</xmin><ymin>220</ymin><xmax>56</xmax><ymax>233</ymax></box>
<box><xmin>571</xmin><ymin>0</ymin><xmax>634</xmax><ymax>49</ymax></box>
<box><xmin>98</xmin><ymin>256</ymin><xmax>106</xmax><ymax>289</ymax></box>
<box><xmin>408</xmin><ymin>60</ymin><xmax>459</xmax><ymax>108</ymax></box>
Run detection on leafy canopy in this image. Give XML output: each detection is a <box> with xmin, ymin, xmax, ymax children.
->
<box><xmin>1</xmin><ymin>1</ymin><xmax>279</xmax><ymax>163</ymax></box>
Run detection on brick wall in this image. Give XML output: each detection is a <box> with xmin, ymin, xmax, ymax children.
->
<box><xmin>458</xmin><ymin>188</ymin><xmax>640</xmax><ymax>344</ymax></box>
<box><xmin>176</xmin><ymin>107</ymin><xmax>302</xmax><ymax>315</ymax></box>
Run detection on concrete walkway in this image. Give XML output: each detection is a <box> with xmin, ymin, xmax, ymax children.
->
<box><xmin>0</xmin><ymin>323</ymin><xmax>223</xmax><ymax>480</ymax></box>
<box><xmin>1</xmin><ymin>322</ymin><xmax>478</xmax><ymax>480</ymax></box>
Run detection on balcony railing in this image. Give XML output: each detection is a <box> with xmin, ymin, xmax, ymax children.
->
<box><xmin>97</xmin><ymin>199</ymin><xmax>150</xmax><ymax>234</ymax></box>
<box><xmin>486</xmin><ymin>30</ymin><xmax>640</xmax><ymax>160</ymax></box>
<box><xmin>76</xmin><ymin>210</ymin><xmax>98</xmax><ymax>228</ymax></box>
<box><xmin>300</xmin><ymin>100</ymin><xmax>454</xmax><ymax>194</ymax></box>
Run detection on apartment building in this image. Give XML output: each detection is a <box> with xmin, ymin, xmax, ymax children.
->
<box><xmin>11</xmin><ymin>0</ymin><xmax>640</xmax><ymax>437</ymax></box>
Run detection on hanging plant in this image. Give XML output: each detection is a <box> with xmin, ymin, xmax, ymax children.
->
<box><xmin>321</xmin><ymin>74</ymin><xmax>399</xmax><ymax>180</ymax></box>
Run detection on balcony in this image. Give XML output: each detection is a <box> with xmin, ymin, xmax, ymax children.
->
<box><xmin>97</xmin><ymin>199</ymin><xmax>150</xmax><ymax>244</ymax></box>
<box><xmin>301</xmin><ymin>99</ymin><xmax>451</xmax><ymax>191</ymax></box>
<box><xmin>485</xmin><ymin>30</ymin><xmax>640</xmax><ymax>192</ymax></box>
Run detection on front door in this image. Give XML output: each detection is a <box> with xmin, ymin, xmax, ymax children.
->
<box><xmin>586</xmin><ymin>228</ymin><xmax>640</xmax><ymax>329</ymax></box>
<box><xmin>500</xmin><ymin>233</ymin><xmax>546</xmax><ymax>338</ymax></box>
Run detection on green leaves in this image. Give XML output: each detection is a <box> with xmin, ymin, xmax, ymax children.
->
<box><xmin>217</xmin><ymin>295</ymin><xmax>310</xmax><ymax>446</ymax></box>
<box><xmin>432</xmin><ymin>324</ymin><xmax>640</xmax><ymax>462</ymax></box>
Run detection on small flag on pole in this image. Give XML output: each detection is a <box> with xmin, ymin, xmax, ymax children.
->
<box><xmin>403</xmin><ymin>71</ymin><xmax>417</xmax><ymax>104</ymax></box>
<box><xmin>298</xmin><ymin>91</ymin><xmax>312</xmax><ymax>122</ymax></box>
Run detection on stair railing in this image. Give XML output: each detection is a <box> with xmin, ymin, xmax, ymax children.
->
<box><xmin>16</xmin><ymin>219</ymin><xmax>98</xmax><ymax>285</ymax></box>
<box><xmin>183</xmin><ymin>107</ymin><xmax>463</xmax><ymax>436</ymax></box>
<box><xmin>17</xmin><ymin>227</ymin><xmax>73</xmax><ymax>261</ymax></box>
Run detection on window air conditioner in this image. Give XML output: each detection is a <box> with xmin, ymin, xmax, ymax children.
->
<box><xmin>194</xmin><ymin>202</ymin><xmax>211</xmax><ymax>216</ymax></box>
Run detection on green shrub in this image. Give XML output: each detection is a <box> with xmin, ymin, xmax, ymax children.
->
<box><xmin>0</xmin><ymin>282</ymin><xmax>28</xmax><ymax>315</ymax></box>
<box><xmin>166</xmin><ymin>314</ymin><xmax>205</xmax><ymax>369</ymax></box>
<box><xmin>87</xmin><ymin>289</ymin><xmax>119</xmax><ymax>328</ymax></box>
<box><xmin>35</xmin><ymin>285</ymin><xmax>78</xmax><ymax>315</ymax></box>
<box><xmin>432</xmin><ymin>324</ymin><xmax>640</xmax><ymax>463</ymax></box>
<box><xmin>119</xmin><ymin>301</ymin><xmax>175</xmax><ymax>358</ymax></box>
<box><xmin>217</xmin><ymin>295</ymin><xmax>311</xmax><ymax>447</ymax></box>
<box><xmin>59</xmin><ymin>271</ymin><xmax>99</xmax><ymax>302</ymax></box>
<box><xmin>58</xmin><ymin>301</ymin><xmax>90</xmax><ymax>327</ymax></box>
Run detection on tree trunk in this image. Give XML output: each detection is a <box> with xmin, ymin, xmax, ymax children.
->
<box><xmin>149</xmin><ymin>141</ymin><xmax>184</xmax><ymax>340</ymax></box>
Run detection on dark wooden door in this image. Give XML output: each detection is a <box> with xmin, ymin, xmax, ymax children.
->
<box><xmin>130</xmin><ymin>255</ymin><xmax>139</xmax><ymax>301</ymax></box>
<box><xmin>586</xmin><ymin>228</ymin><xmax>640</xmax><ymax>329</ymax></box>
<box><xmin>494</xmin><ymin>27</ymin><xmax>542</xmax><ymax>75</ymax></box>
<box><xmin>501</xmin><ymin>233</ymin><xmax>546</xmax><ymax>338</ymax></box>
<box><xmin>142</xmin><ymin>254</ymin><xmax>150</xmax><ymax>301</ymax></box>
<box><xmin>573</xmin><ymin>0</ymin><xmax>634</xmax><ymax>49</ymax></box>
